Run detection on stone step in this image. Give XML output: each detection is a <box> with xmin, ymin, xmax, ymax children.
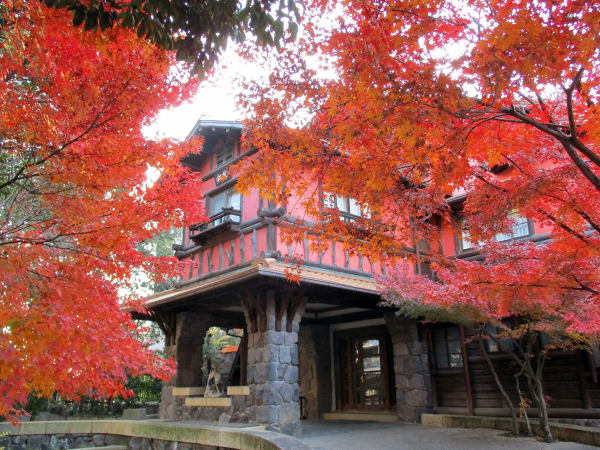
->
<box><xmin>226</xmin><ymin>386</ymin><xmax>250</xmax><ymax>396</ymax></box>
<box><xmin>172</xmin><ymin>387</ymin><xmax>205</xmax><ymax>396</ymax></box>
<box><xmin>185</xmin><ymin>397</ymin><xmax>232</xmax><ymax>407</ymax></box>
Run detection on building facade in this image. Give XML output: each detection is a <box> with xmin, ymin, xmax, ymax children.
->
<box><xmin>144</xmin><ymin>120</ymin><xmax>600</xmax><ymax>437</ymax></box>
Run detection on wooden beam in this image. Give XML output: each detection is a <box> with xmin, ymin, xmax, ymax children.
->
<box><xmin>276</xmin><ymin>290</ymin><xmax>292</xmax><ymax>332</ymax></box>
<box><xmin>286</xmin><ymin>291</ymin><xmax>305</xmax><ymax>332</ymax></box>
<box><xmin>460</xmin><ymin>325</ymin><xmax>475</xmax><ymax>416</ymax></box>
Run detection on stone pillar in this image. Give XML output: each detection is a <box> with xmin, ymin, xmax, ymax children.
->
<box><xmin>384</xmin><ymin>312</ymin><xmax>432</xmax><ymax>423</ymax></box>
<box><xmin>159</xmin><ymin>312</ymin><xmax>212</xmax><ymax>420</ymax></box>
<box><xmin>242</xmin><ymin>289</ymin><xmax>306</xmax><ymax>438</ymax></box>
<box><xmin>298</xmin><ymin>324</ymin><xmax>332</xmax><ymax>419</ymax></box>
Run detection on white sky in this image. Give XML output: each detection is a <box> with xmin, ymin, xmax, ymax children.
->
<box><xmin>144</xmin><ymin>49</ymin><xmax>265</xmax><ymax>140</ymax></box>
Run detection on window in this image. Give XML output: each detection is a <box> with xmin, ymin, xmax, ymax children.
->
<box><xmin>215</xmin><ymin>145</ymin><xmax>234</xmax><ymax>168</ymax></box>
<box><xmin>459</xmin><ymin>214</ymin><xmax>532</xmax><ymax>252</ymax></box>
<box><xmin>208</xmin><ymin>188</ymin><xmax>242</xmax><ymax>225</ymax></box>
<box><xmin>324</xmin><ymin>193</ymin><xmax>370</xmax><ymax>218</ymax></box>
<box><xmin>495</xmin><ymin>215</ymin><xmax>530</xmax><ymax>241</ymax></box>
<box><xmin>433</xmin><ymin>326</ymin><xmax>463</xmax><ymax>369</ymax></box>
<box><xmin>484</xmin><ymin>324</ymin><xmax>514</xmax><ymax>353</ymax></box>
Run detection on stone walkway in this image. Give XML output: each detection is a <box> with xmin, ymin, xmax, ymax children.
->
<box><xmin>300</xmin><ymin>420</ymin><xmax>599</xmax><ymax>450</ymax></box>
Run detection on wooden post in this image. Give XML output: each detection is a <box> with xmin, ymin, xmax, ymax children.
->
<box><xmin>576</xmin><ymin>350</ymin><xmax>592</xmax><ymax>410</ymax></box>
<box><xmin>460</xmin><ymin>325</ymin><xmax>475</xmax><ymax>415</ymax></box>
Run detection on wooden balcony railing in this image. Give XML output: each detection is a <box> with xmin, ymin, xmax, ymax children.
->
<box><xmin>189</xmin><ymin>207</ymin><xmax>242</xmax><ymax>244</ymax></box>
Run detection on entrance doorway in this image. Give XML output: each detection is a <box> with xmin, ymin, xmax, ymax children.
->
<box><xmin>334</xmin><ymin>326</ymin><xmax>395</xmax><ymax>412</ymax></box>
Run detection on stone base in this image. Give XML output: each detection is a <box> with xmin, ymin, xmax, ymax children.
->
<box><xmin>265</xmin><ymin>419</ymin><xmax>302</xmax><ymax>438</ymax></box>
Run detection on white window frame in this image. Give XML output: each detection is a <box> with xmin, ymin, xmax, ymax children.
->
<box><xmin>459</xmin><ymin>213</ymin><xmax>533</xmax><ymax>252</ymax></box>
<box><xmin>323</xmin><ymin>193</ymin><xmax>370</xmax><ymax>218</ymax></box>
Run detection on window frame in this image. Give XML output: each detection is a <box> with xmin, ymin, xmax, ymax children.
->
<box><xmin>215</xmin><ymin>144</ymin><xmax>234</xmax><ymax>169</ymax></box>
<box><xmin>205</xmin><ymin>185</ymin><xmax>243</xmax><ymax>224</ymax></box>
<box><xmin>483</xmin><ymin>323</ymin><xmax>515</xmax><ymax>354</ymax></box>
<box><xmin>456</xmin><ymin>215</ymin><xmax>535</xmax><ymax>253</ymax></box>
<box><xmin>322</xmin><ymin>192</ymin><xmax>370</xmax><ymax>220</ymax></box>
<box><xmin>431</xmin><ymin>325</ymin><xmax>464</xmax><ymax>371</ymax></box>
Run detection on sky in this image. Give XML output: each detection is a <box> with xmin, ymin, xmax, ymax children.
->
<box><xmin>143</xmin><ymin>49</ymin><xmax>261</xmax><ymax>141</ymax></box>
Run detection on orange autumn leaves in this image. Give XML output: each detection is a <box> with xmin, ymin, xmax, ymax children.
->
<box><xmin>236</xmin><ymin>0</ymin><xmax>600</xmax><ymax>335</ymax></box>
<box><xmin>0</xmin><ymin>2</ymin><xmax>205</xmax><ymax>418</ymax></box>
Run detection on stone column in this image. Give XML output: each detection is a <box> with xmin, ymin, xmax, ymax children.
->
<box><xmin>298</xmin><ymin>324</ymin><xmax>332</xmax><ymax>419</ymax></box>
<box><xmin>242</xmin><ymin>289</ymin><xmax>306</xmax><ymax>438</ymax></box>
<box><xmin>159</xmin><ymin>312</ymin><xmax>212</xmax><ymax>420</ymax></box>
<box><xmin>384</xmin><ymin>312</ymin><xmax>432</xmax><ymax>422</ymax></box>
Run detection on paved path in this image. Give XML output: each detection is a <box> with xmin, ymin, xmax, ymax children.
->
<box><xmin>300</xmin><ymin>420</ymin><xmax>598</xmax><ymax>450</ymax></box>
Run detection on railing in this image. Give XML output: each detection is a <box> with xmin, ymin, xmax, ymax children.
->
<box><xmin>189</xmin><ymin>207</ymin><xmax>242</xmax><ymax>243</ymax></box>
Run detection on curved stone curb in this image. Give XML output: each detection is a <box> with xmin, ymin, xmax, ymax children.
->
<box><xmin>422</xmin><ymin>414</ymin><xmax>600</xmax><ymax>447</ymax></box>
<box><xmin>0</xmin><ymin>420</ymin><xmax>313</xmax><ymax>450</ymax></box>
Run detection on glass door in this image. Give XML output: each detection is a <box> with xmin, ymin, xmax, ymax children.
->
<box><xmin>353</xmin><ymin>337</ymin><xmax>385</xmax><ymax>410</ymax></box>
<box><xmin>335</xmin><ymin>329</ymin><xmax>392</xmax><ymax>412</ymax></box>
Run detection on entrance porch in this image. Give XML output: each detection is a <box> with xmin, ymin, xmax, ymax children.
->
<box><xmin>144</xmin><ymin>259</ymin><xmax>433</xmax><ymax>437</ymax></box>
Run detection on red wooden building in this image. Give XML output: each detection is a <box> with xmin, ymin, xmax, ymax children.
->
<box><xmin>144</xmin><ymin>120</ymin><xmax>600</xmax><ymax>437</ymax></box>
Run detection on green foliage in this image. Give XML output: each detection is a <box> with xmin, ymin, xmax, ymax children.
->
<box><xmin>20</xmin><ymin>374</ymin><xmax>162</xmax><ymax>418</ymax></box>
<box><xmin>124</xmin><ymin>375</ymin><xmax>162</xmax><ymax>405</ymax></box>
<box><xmin>135</xmin><ymin>227</ymin><xmax>181</xmax><ymax>294</ymax></box>
<box><xmin>41</xmin><ymin>0</ymin><xmax>300</xmax><ymax>78</ymax></box>
<box><xmin>203</xmin><ymin>327</ymin><xmax>240</xmax><ymax>367</ymax></box>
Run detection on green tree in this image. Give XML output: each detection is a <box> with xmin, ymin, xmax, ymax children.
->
<box><xmin>42</xmin><ymin>0</ymin><xmax>300</xmax><ymax>77</ymax></box>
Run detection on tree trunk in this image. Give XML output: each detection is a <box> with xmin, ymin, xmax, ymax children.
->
<box><xmin>514</xmin><ymin>368</ymin><xmax>533</xmax><ymax>437</ymax></box>
<box><xmin>532</xmin><ymin>377</ymin><xmax>553</xmax><ymax>442</ymax></box>
<box><xmin>478</xmin><ymin>337</ymin><xmax>520</xmax><ymax>436</ymax></box>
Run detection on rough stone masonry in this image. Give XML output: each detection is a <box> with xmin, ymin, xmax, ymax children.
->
<box><xmin>245</xmin><ymin>295</ymin><xmax>306</xmax><ymax>438</ymax></box>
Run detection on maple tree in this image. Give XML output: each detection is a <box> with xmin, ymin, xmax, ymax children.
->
<box><xmin>0</xmin><ymin>1</ymin><xmax>206</xmax><ymax>420</ymax></box>
<box><xmin>234</xmin><ymin>0</ymin><xmax>600</xmax><ymax>441</ymax></box>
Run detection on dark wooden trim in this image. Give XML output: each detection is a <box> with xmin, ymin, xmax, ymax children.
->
<box><xmin>286</xmin><ymin>292</ymin><xmax>305</xmax><ymax>333</ymax></box>
<box><xmin>207</xmin><ymin>248</ymin><xmax>213</xmax><ymax>273</ymax></box>
<box><xmin>589</xmin><ymin>351</ymin><xmax>598</xmax><ymax>384</ymax></box>
<box><xmin>219</xmin><ymin>243</ymin><xmax>224</xmax><ymax>270</ymax></box>
<box><xmin>275</xmin><ymin>290</ymin><xmax>292</xmax><ymax>332</ymax></box>
<box><xmin>201</xmin><ymin>147</ymin><xmax>259</xmax><ymax>182</ymax></box>
<box><xmin>303</xmin><ymin>235</ymin><xmax>309</xmax><ymax>261</ymax></box>
<box><xmin>251</xmin><ymin>229</ymin><xmax>258</xmax><ymax>259</ymax></box>
<box><xmin>266</xmin><ymin>223</ymin><xmax>277</xmax><ymax>254</ymax></box>
<box><xmin>380</xmin><ymin>332</ymin><xmax>391</xmax><ymax>411</ymax></box>
<box><xmin>332</xmin><ymin>241</ymin><xmax>337</xmax><ymax>266</ymax></box>
<box><xmin>460</xmin><ymin>325</ymin><xmax>475</xmax><ymax>415</ymax></box>
<box><xmin>225</xmin><ymin>240</ymin><xmax>235</xmax><ymax>266</ymax></box>
<box><xmin>576</xmin><ymin>350</ymin><xmax>592</xmax><ymax>410</ymax></box>
<box><xmin>177</xmin><ymin>260</ymin><xmax>255</xmax><ymax>288</ymax></box>
<box><xmin>426</xmin><ymin>328</ymin><xmax>438</xmax><ymax>410</ymax></box>
<box><xmin>188</xmin><ymin>252</ymin><xmax>195</xmax><ymax>279</ymax></box>
<box><xmin>241</xmin><ymin>329</ymin><xmax>248</xmax><ymax>385</ymax></box>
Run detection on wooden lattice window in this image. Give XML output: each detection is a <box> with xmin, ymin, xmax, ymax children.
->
<box><xmin>215</xmin><ymin>145</ymin><xmax>234</xmax><ymax>168</ymax></box>
<box><xmin>433</xmin><ymin>326</ymin><xmax>464</xmax><ymax>369</ymax></box>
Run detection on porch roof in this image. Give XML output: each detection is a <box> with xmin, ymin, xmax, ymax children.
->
<box><xmin>144</xmin><ymin>258</ymin><xmax>380</xmax><ymax>310</ymax></box>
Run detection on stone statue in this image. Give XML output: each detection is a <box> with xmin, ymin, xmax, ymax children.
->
<box><xmin>204</xmin><ymin>367</ymin><xmax>225</xmax><ymax>397</ymax></box>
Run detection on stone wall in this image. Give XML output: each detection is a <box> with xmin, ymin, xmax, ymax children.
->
<box><xmin>246</xmin><ymin>329</ymin><xmax>301</xmax><ymax>437</ymax></box>
<box><xmin>0</xmin><ymin>420</ymin><xmax>313</xmax><ymax>450</ymax></box>
<box><xmin>298</xmin><ymin>325</ymin><xmax>332</xmax><ymax>420</ymax></box>
<box><xmin>243</xmin><ymin>292</ymin><xmax>306</xmax><ymax>438</ymax></box>
<box><xmin>384</xmin><ymin>312</ymin><xmax>433</xmax><ymax>422</ymax></box>
<box><xmin>160</xmin><ymin>312</ymin><xmax>212</xmax><ymax>420</ymax></box>
<box><xmin>0</xmin><ymin>434</ymin><xmax>126</xmax><ymax>450</ymax></box>
<box><xmin>158</xmin><ymin>388</ymin><xmax>249</xmax><ymax>423</ymax></box>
